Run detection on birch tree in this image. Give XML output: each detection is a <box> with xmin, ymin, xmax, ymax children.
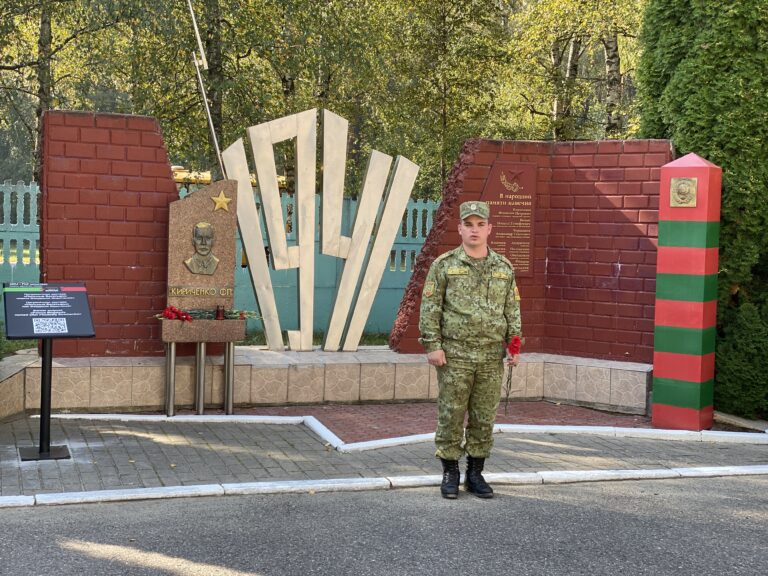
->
<box><xmin>505</xmin><ymin>0</ymin><xmax>645</xmax><ymax>139</ymax></box>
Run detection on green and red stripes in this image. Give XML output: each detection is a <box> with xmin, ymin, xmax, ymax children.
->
<box><xmin>653</xmin><ymin>374</ymin><xmax>715</xmax><ymax>436</ymax></box>
<box><xmin>655</xmin><ymin>274</ymin><xmax>717</xmax><ymax>302</ymax></box>
<box><xmin>654</xmin><ymin>300</ymin><xmax>717</xmax><ymax>329</ymax></box>
<box><xmin>653</xmin><ymin>377</ymin><xmax>713</xmax><ymax>410</ymax></box>
<box><xmin>657</xmin><ymin>221</ymin><xmax>719</xmax><ymax>248</ymax></box>
<box><xmin>652</xmin><ymin>154</ymin><xmax>722</xmax><ymax>431</ymax></box>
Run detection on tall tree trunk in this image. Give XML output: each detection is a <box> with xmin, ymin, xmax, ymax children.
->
<box><xmin>276</xmin><ymin>15</ymin><xmax>296</xmax><ymax>194</ymax></box>
<box><xmin>439</xmin><ymin>2</ymin><xmax>448</xmax><ymax>192</ymax></box>
<box><xmin>440</xmin><ymin>81</ymin><xmax>448</xmax><ymax>191</ymax></box>
<box><xmin>550</xmin><ymin>40</ymin><xmax>564</xmax><ymax>140</ymax></box>
<box><xmin>553</xmin><ymin>36</ymin><xmax>581</xmax><ymax>140</ymax></box>
<box><xmin>34</xmin><ymin>1</ymin><xmax>52</xmax><ymax>184</ymax></box>
<box><xmin>603</xmin><ymin>32</ymin><xmax>622</xmax><ymax>136</ymax></box>
<box><xmin>348</xmin><ymin>101</ymin><xmax>364</xmax><ymax>198</ymax></box>
<box><xmin>204</xmin><ymin>0</ymin><xmax>223</xmax><ymax>176</ymax></box>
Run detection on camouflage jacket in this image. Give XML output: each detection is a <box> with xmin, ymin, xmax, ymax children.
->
<box><xmin>419</xmin><ymin>245</ymin><xmax>522</xmax><ymax>359</ymax></box>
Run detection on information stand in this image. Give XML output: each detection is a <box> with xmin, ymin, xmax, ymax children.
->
<box><xmin>2</xmin><ymin>283</ymin><xmax>95</xmax><ymax>461</ymax></box>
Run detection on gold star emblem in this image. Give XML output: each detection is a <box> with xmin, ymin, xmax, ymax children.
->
<box><xmin>211</xmin><ymin>190</ymin><xmax>231</xmax><ymax>211</ymax></box>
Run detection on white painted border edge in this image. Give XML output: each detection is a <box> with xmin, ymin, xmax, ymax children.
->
<box><xmin>1</xmin><ymin>465</ymin><xmax>765</xmax><ymax>509</ymax></box>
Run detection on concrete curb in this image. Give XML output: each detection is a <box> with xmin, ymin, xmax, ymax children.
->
<box><xmin>339</xmin><ymin>433</ymin><xmax>435</xmax><ymax>453</ymax></box>
<box><xmin>494</xmin><ymin>424</ymin><xmax>768</xmax><ymax>445</ymax></box>
<box><xmin>537</xmin><ymin>469</ymin><xmax>681</xmax><ymax>483</ymax></box>
<box><xmin>302</xmin><ymin>416</ymin><xmax>344</xmax><ymax>449</ymax></box>
<box><xmin>2</xmin><ymin>465</ymin><xmax>767</xmax><ymax>509</ymax></box>
<box><xmin>670</xmin><ymin>465</ymin><xmax>768</xmax><ymax>478</ymax></box>
<box><xmin>221</xmin><ymin>477</ymin><xmax>390</xmax><ymax>495</ymax></box>
<box><xmin>34</xmin><ymin>484</ymin><xmax>225</xmax><ymax>506</ymax></box>
<box><xmin>0</xmin><ymin>495</ymin><xmax>35</xmax><ymax>508</ymax></box>
<box><xmin>714</xmin><ymin>411</ymin><xmax>768</xmax><ymax>433</ymax></box>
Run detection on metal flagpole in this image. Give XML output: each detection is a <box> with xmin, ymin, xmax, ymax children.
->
<box><xmin>187</xmin><ymin>0</ymin><xmax>225</xmax><ymax>178</ymax></box>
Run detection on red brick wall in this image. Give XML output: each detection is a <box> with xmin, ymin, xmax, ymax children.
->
<box><xmin>40</xmin><ymin>110</ymin><xmax>176</xmax><ymax>356</ymax></box>
<box><xmin>390</xmin><ymin>138</ymin><xmax>672</xmax><ymax>364</ymax></box>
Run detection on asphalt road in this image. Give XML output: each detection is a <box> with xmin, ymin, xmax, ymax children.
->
<box><xmin>0</xmin><ymin>476</ymin><xmax>766</xmax><ymax>576</ymax></box>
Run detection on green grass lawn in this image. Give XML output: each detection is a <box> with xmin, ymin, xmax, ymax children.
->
<box><xmin>0</xmin><ymin>323</ymin><xmax>36</xmax><ymax>357</ymax></box>
<box><xmin>238</xmin><ymin>331</ymin><xmax>390</xmax><ymax>346</ymax></box>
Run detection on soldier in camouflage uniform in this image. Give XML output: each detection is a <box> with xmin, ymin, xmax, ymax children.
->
<box><xmin>419</xmin><ymin>200</ymin><xmax>522</xmax><ymax>499</ymax></box>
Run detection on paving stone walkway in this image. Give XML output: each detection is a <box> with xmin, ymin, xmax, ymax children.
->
<box><xmin>232</xmin><ymin>401</ymin><xmax>652</xmax><ymax>443</ymax></box>
<box><xmin>1</xmin><ymin>402</ymin><xmax>766</xmax><ymax>497</ymax></box>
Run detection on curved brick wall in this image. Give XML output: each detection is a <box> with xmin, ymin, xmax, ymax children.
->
<box><xmin>390</xmin><ymin>138</ymin><xmax>672</xmax><ymax>364</ymax></box>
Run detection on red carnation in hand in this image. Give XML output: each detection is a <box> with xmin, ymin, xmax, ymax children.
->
<box><xmin>507</xmin><ymin>336</ymin><xmax>522</xmax><ymax>356</ymax></box>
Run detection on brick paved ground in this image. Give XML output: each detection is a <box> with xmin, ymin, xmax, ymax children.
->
<box><xmin>0</xmin><ymin>405</ymin><xmax>765</xmax><ymax>497</ymax></box>
<box><xmin>189</xmin><ymin>401</ymin><xmax>652</xmax><ymax>443</ymax></box>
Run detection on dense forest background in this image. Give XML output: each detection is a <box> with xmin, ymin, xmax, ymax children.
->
<box><xmin>0</xmin><ymin>0</ymin><xmax>644</xmax><ymax>197</ymax></box>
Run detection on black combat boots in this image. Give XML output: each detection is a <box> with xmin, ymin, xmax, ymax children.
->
<box><xmin>440</xmin><ymin>458</ymin><xmax>460</xmax><ymax>499</ymax></box>
<box><xmin>465</xmin><ymin>455</ymin><xmax>493</xmax><ymax>498</ymax></box>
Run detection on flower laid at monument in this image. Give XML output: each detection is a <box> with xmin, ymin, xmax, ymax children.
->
<box><xmin>159</xmin><ymin>306</ymin><xmax>193</xmax><ymax>322</ymax></box>
<box><xmin>157</xmin><ymin>306</ymin><xmax>259</xmax><ymax>322</ymax></box>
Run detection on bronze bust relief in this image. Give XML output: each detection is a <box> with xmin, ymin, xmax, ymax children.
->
<box><xmin>185</xmin><ymin>222</ymin><xmax>220</xmax><ymax>275</ymax></box>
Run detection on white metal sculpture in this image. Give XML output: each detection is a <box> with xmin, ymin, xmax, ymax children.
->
<box><xmin>223</xmin><ymin>109</ymin><xmax>419</xmax><ymax>352</ymax></box>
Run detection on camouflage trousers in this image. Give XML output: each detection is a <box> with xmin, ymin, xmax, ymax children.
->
<box><xmin>434</xmin><ymin>356</ymin><xmax>504</xmax><ymax>461</ymax></box>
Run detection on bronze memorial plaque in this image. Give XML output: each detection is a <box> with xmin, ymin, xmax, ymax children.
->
<box><xmin>480</xmin><ymin>162</ymin><xmax>536</xmax><ymax>277</ymax></box>
<box><xmin>166</xmin><ymin>180</ymin><xmax>238</xmax><ymax>310</ymax></box>
<box><xmin>163</xmin><ymin>179</ymin><xmax>245</xmax><ymax>343</ymax></box>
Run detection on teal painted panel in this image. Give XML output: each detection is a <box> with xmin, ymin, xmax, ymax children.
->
<box><xmin>233</xmin><ymin>195</ymin><xmax>437</xmax><ymax>335</ymax></box>
<box><xmin>0</xmin><ymin>182</ymin><xmax>437</xmax><ymax>335</ymax></box>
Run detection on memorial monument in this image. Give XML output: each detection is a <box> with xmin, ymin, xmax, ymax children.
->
<box><xmin>222</xmin><ymin>108</ymin><xmax>419</xmax><ymax>352</ymax></box>
<box><xmin>9</xmin><ymin>108</ymin><xmax>675</xmax><ymax>419</ymax></box>
<box><xmin>652</xmin><ymin>153</ymin><xmax>722</xmax><ymax>430</ymax></box>
<box><xmin>161</xmin><ymin>179</ymin><xmax>244</xmax><ymax>416</ymax></box>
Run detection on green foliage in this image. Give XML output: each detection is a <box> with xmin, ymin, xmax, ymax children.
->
<box><xmin>636</xmin><ymin>0</ymin><xmax>697</xmax><ymax>138</ymax></box>
<box><xmin>0</xmin><ymin>92</ymin><xmax>35</xmax><ymax>181</ymax></box>
<box><xmin>638</xmin><ymin>0</ymin><xmax>768</xmax><ymax>417</ymax></box>
<box><xmin>372</xmin><ymin>2</ymin><xmax>510</xmax><ymax>196</ymax></box>
<box><xmin>714</xmin><ymin>303</ymin><xmax>768</xmax><ymax>419</ymax></box>
<box><xmin>1</xmin><ymin>0</ymin><xmax>647</xmax><ymax>196</ymax></box>
<box><xmin>504</xmin><ymin>0</ymin><xmax>646</xmax><ymax>140</ymax></box>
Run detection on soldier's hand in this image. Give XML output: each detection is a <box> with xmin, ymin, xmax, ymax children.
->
<box><xmin>427</xmin><ymin>350</ymin><xmax>446</xmax><ymax>367</ymax></box>
<box><xmin>506</xmin><ymin>354</ymin><xmax>520</xmax><ymax>367</ymax></box>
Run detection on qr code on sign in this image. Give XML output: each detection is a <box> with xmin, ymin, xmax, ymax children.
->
<box><xmin>33</xmin><ymin>317</ymin><xmax>68</xmax><ymax>334</ymax></box>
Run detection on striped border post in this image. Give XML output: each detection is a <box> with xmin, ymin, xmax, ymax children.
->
<box><xmin>652</xmin><ymin>153</ymin><xmax>722</xmax><ymax>430</ymax></box>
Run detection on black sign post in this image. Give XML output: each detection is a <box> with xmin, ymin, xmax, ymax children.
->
<box><xmin>3</xmin><ymin>282</ymin><xmax>95</xmax><ymax>461</ymax></box>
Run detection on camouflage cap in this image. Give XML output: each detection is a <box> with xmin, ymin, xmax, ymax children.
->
<box><xmin>459</xmin><ymin>201</ymin><xmax>490</xmax><ymax>220</ymax></box>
